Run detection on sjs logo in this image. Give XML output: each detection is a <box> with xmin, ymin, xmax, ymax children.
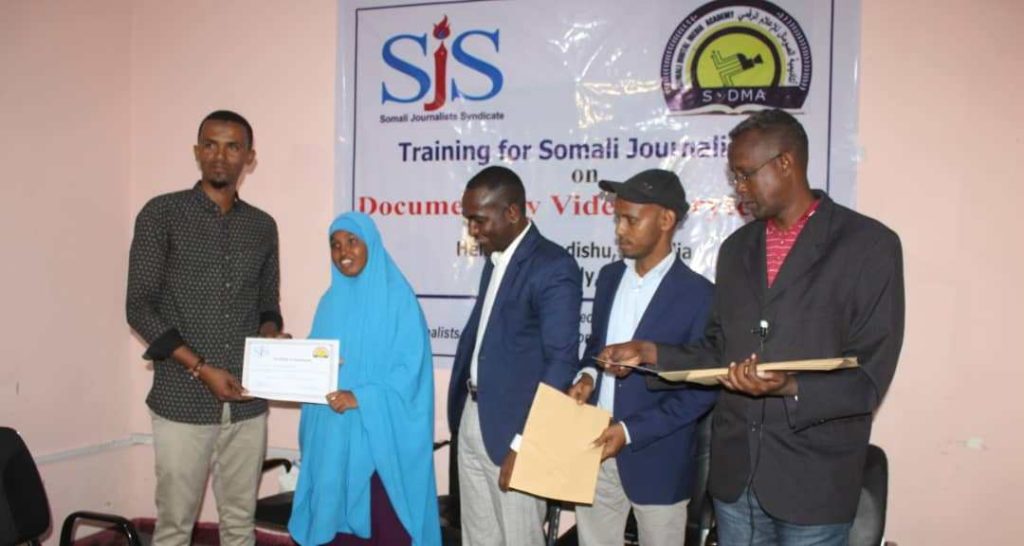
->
<box><xmin>381</xmin><ymin>16</ymin><xmax>503</xmax><ymax>111</ymax></box>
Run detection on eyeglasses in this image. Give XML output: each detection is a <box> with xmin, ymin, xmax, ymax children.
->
<box><xmin>728</xmin><ymin>152</ymin><xmax>783</xmax><ymax>187</ymax></box>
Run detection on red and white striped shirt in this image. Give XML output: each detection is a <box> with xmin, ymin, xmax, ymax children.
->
<box><xmin>765</xmin><ymin>199</ymin><xmax>821</xmax><ymax>287</ymax></box>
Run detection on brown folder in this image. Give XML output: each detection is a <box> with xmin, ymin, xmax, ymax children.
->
<box><xmin>656</xmin><ymin>357</ymin><xmax>859</xmax><ymax>385</ymax></box>
<box><xmin>509</xmin><ymin>384</ymin><xmax>611</xmax><ymax>504</ymax></box>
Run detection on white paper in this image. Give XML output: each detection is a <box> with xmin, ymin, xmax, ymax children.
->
<box><xmin>241</xmin><ymin>338</ymin><xmax>340</xmax><ymax>404</ymax></box>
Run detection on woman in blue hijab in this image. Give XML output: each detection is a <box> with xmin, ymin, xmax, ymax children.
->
<box><xmin>289</xmin><ymin>212</ymin><xmax>441</xmax><ymax>546</ymax></box>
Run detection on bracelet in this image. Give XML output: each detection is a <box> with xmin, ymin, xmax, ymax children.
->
<box><xmin>189</xmin><ymin>357</ymin><xmax>206</xmax><ymax>380</ymax></box>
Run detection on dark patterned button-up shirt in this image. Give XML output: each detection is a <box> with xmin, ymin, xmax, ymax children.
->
<box><xmin>127</xmin><ymin>183</ymin><xmax>282</xmax><ymax>424</ymax></box>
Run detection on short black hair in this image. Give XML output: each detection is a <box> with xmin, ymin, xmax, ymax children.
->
<box><xmin>465</xmin><ymin>165</ymin><xmax>527</xmax><ymax>215</ymax></box>
<box><xmin>198</xmin><ymin>110</ymin><xmax>254</xmax><ymax>149</ymax></box>
<box><xmin>729</xmin><ymin>108</ymin><xmax>808</xmax><ymax>169</ymax></box>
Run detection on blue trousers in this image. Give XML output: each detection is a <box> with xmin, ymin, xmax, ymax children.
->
<box><xmin>714</xmin><ymin>488</ymin><xmax>852</xmax><ymax>546</ymax></box>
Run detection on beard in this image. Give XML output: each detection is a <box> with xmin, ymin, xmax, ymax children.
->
<box><xmin>208</xmin><ymin>178</ymin><xmax>230</xmax><ymax>189</ymax></box>
<box><xmin>616</xmin><ymin>240</ymin><xmax>639</xmax><ymax>259</ymax></box>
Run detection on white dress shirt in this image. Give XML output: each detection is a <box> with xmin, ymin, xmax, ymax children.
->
<box><xmin>469</xmin><ymin>222</ymin><xmax>532</xmax><ymax>451</ymax></box>
<box><xmin>470</xmin><ymin>221</ymin><xmax>532</xmax><ymax>386</ymax></box>
<box><xmin>580</xmin><ymin>252</ymin><xmax>675</xmax><ymax>443</ymax></box>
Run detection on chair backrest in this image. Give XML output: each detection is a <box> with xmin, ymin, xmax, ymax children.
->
<box><xmin>848</xmin><ymin>444</ymin><xmax>888</xmax><ymax>546</ymax></box>
<box><xmin>0</xmin><ymin>427</ymin><xmax>51</xmax><ymax>545</ymax></box>
<box><xmin>685</xmin><ymin>412</ymin><xmax>714</xmax><ymax>546</ymax></box>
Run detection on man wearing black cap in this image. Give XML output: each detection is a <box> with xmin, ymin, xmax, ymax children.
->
<box><xmin>567</xmin><ymin>169</ymin><xmax>717</xmax><ymax>546</ymax></box>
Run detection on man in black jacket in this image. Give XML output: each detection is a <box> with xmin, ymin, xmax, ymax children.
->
<box><xmin>599</xmin><ymin>109</ymin><xmax>904</xmax><ymax>545</ymax></box>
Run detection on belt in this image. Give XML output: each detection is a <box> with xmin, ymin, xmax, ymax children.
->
<box><xmin>466</xmin><ymin>378</ymin><xmax>478</xmax><ymax>402</ymax></box>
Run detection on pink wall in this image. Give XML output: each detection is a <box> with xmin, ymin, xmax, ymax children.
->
<box><xmin>126</xmin><ymin>0</ymin><xmax>339</xmax><ymax>522</ymax></box>
<box><xmin>2</xmin><ymin>1</ymin><xmax>1022</xmax><ymax>543</ymax></box>
<box><xmin>859</xmin><ymin>1</ymin><xmax>1024</xmax><ymax>543</ymax></box>
<box><xmin>0</xmin><ymin>0</ymin><xmax>141</xmax><ymax>524</ymax></box>
<box><xmin>126</xmin><ymin>0</ymin><xmax>338</xmax><ymax>443</ymax></box>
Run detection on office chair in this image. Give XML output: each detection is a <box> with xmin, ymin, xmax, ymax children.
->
<box><xmin>545</xmin><ymin>503</ymin><xmax>645</xmax><ymax>546</ymax></box>
<box><xmin>0</xmin><ymin>427</ymin><xmax>49</xmax><ymax>545</ymax></box>
<box><xmin>254</xmin><ymin>458</ymin><xmax>295</xmax><ymax>533</ymax></box>
<box><xmin>848</xmin><ymin>444</ymin><xmax>888</xmax><ymax>546</ymax></box>
<box><xmin>543</xmin><ymin>501</ymin><xmax>566</xmax><ymax>546</ymax></box>
<box><xmin>685</xmin><ymin>413</ymin><xmax>714</xmax><ymax>546</ymax></box>
<box><xmin>0</xmin><ymin>427</ymin><xmax>141</xmax><ymax>546</ymax></box>
<box><xmin>435</xmin><ymin>437</ymin><xmax>461</xmax><ymax>546</ymax></box>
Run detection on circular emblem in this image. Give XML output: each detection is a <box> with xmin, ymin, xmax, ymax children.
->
<box><xmin>661</xmin><ymin>1</ymin><xmax>812</xmax><ymax>114</ymax></box>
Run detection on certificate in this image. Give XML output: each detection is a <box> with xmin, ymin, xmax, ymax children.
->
<box><xmin>241</xmin><ymin>338</ymin><xmax>340</xmax><ymax>404</ymax></box>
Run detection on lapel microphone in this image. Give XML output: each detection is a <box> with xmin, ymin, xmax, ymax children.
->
<box><xmin>750</xmin><ymin>319</ymin><xmax>770</xmax><ymax>353</ymax></box>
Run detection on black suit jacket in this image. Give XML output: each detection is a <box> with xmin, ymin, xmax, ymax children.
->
<box><xmin>657</xmin><ymin>191</ymin><xmax>905</xmax><ymax>525</ymax></box>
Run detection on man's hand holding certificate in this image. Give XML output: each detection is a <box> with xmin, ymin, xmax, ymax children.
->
<box><xmin>594</xmin><ymin>344</ymin><xmax>858</xmax><ymax>389</ymax></box>
<box><xmin>241</xmin><ymin>338</ymin><xmax>340</xmax><ymax>404</ymax></box>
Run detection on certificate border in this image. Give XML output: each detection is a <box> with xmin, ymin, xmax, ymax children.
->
<box><xmin>241</xmin><ymin>337</ymin><xmax>340</xmax><ymax>405</ymax></box>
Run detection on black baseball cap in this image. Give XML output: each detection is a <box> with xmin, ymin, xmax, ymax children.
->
<box><xmin>598</xmin><ymin>169</ymin><xmax>689</xmax><ymax>217</ymax></box>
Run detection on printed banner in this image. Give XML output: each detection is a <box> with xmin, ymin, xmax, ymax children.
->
<box><xmin>335</xmin><ymin>0</ymin><xmax>861</xmax><ymax>364</ymax></box>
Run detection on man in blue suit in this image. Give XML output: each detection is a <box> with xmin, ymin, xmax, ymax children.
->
<box><xmin>568</xmin><ymin>169</ymin><xmax>717</xmax><ymax>546</ymax></box>
<box><xmin>448</xmin><ymin>166</ymin><xmax>583</xmax><ymax>546</ymax></box>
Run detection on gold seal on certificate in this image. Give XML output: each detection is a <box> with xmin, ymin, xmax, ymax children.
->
<box><xmin>241</xmin><ymin>338</ymin><xmax>340</xmax><ymax>404</ymax></box>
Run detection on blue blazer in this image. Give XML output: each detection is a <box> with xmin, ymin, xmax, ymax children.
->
<box><xmin>448</xmin><ymin>224</ymin><xmax>582</xmax><ymax>465</ymax></box>
<box><xmin>582</xmin><ymin>258</ymin><xmax>717</xmax><ymax>505</ymax></box>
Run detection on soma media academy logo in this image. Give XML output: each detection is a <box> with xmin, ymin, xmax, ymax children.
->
<box><xmin>661</xmin><ymin>1</ymin><xmax>811</xmax><ymax>113</ymax></box>
<box><xmin>381</xmin><ymin>15</ymin><xmax>504</xmax><ymax>111</ymax></box>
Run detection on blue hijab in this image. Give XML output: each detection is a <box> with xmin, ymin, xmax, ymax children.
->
<box><xmin>289</xmin><ymin>212</ymin><xmax>440</xmax><ymax>546</ymax></box>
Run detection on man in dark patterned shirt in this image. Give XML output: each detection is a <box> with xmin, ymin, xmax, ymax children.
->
<box><xmin>127</xmin><ymin>110</ymin><xmax>286</xmax><ymax>546</ymax></box>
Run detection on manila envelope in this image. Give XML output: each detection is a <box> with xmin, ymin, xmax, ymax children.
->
<box><xmin>509</xmin><ymin>383</ymin><xmax>611</xmax><ymax>504</ymax></box>
<box><xmin>657</xmin><ymin>357</ymin><xmax>859</xmax><ymax>385</ymax></box>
